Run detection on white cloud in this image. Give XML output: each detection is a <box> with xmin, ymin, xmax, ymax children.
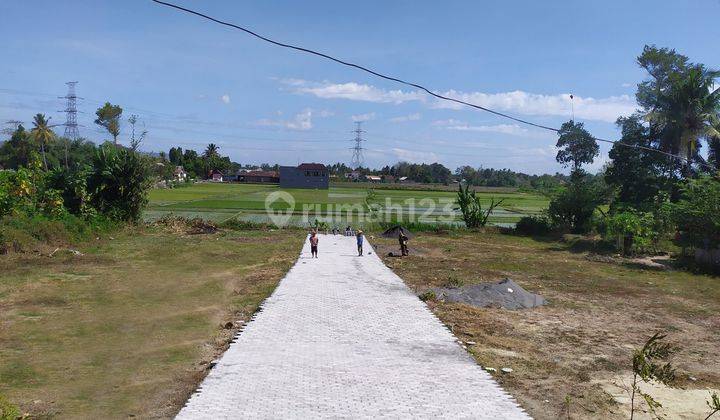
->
<box><xmin>351</xmin><ymin>112</ymin><xmax>376</xmax><ymax>122</ymax></box>
<box><xmin>621</xmin><ymin>82</ymin><xmax>633</xmax><ymax>88</ymax></box>
<box><xmin>432</xmin><ymin>120</ymin><xmax>530</xmax><ymax>136</ymax></box>
<box><xmin>389</xmin><ymin>113</ymin><xmax>421</xmax><ymax>123</ymax></box>
<box><xmin>256</xmin><ymin>108</ymin><xmax>333</xmax><ymax>131</ymax></box>
<box><xmin>281</xmin><ymin>79</ymin><xmax>425</xmax><ymax>104</ymax></box>
<box><xmin>390</xmin><ymin>147</ymin><xmax>439</xmax><ymax>163</ymax></box>
<box><xmin>433</xmin><ymin>90</ymin><xmax>635</xmax><ymax>123</ymax></box>
<box><xmin>221</xmin><ymin>94</ymin><xmax>231</xmax><ymax>104</ymax></box>
<box><xmin>281</xmin><ymin>78</ymin><xmax>636</xmax><ymax>123</ymax></box>
<box><xmin>257</xmin><ymin>108</ymin><xmax>316</xmax><ymax>130</ymax></box>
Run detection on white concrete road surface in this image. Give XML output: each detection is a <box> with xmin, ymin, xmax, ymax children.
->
<box><xmin>177</xmin><ymin>234</ymin><xmax>529</xmax><ymax>419</ymax></box>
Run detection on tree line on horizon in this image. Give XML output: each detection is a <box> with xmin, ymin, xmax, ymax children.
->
<box><xmin>1</xmin><ymin>44</ymin><xmax>718</xmax><ymax>267</ymax></box>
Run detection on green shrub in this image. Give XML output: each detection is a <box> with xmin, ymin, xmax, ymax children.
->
<box><xmin>88</xmin><ymin>145</ymin><xmax>151</xmax><ymax>222</ymax></box>
<box><xmin>0</xmin><ymin>213</ymin><xmax>115</xmax><ymax>252</ymax></box>
<box><xmin>47</xmin><ymin>166</ymin><xmax>96</xmax><ymax>218</ymax></box>
<box><xmin>0</xmin><ymin>168</ymin><xmax>35</xmax><ymax>217</ymax></box>
<box><xmin>0</xmin><ymin>166</ymin><xmax>67</xmax><ymax>218</ymax></box>
<box><xmin>455</xmin><ymin>183</ymin><xmax>503</xmax><ymax>228</ymax></box>
<box><xmin>548</xmin><ymin>175</ymin><xmax>604</xmax><ymax>234</ymax></box>
<box><xmin>666</xmin><ymin>176</ymin><xmax>720</xmax><ymax>249</ymax></box>
<box><xmin>515</xmin><ymin>215</ymin><xmax>553</xmax><ymax>236</ymax></box>
<box><xmin>605</xmin><ymin>210</ymin><xmax>656</xmax><ymax>255</ymax></box>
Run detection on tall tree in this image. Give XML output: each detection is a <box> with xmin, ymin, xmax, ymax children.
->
<box><xmin>605</xmin><ymin>115</ymin><xmax>674</xmax><ymax>211</ymax></box>
<box><xmin>708</xmin><ymin>131</ymin><xmax>720</xmax><ymax>170</ymax></box>
<box><xmin>635</xmin><ymin>46</ymin><xmax>720</xmax><ymax>176</ymax></box>
<box><xmin>636</xmin><ymin>46</ymin><xmax>690</xmax><ymax>112</ymax></box>
<box><xmin>203</xmin><ymin>143</ymin><xmax>219</xmax><ymax>158</ymax></box>
<box><xmin>0</xmin><ymin>124</ymin><xmax>33</xmax><ymax>169</ymax></box>
<box><xmin>94</xmin><ymin>102</ymin><xmax>123</xmax><ymax>145</ymax></box>
<box><xmin>555</xmin><ymin>120</ymin><xmax>599</xmax><ymax>173</ymax></box>
<box><xmin>30</xmin><ymin>113</ymin><xmax>55</xmax><ymax>170</ymax></box>
<box><xmin>168</xmin><ymin>147</ymin><xmax>184</xmax><ymax>166</ymax></box>
<box><xmin>653</xmin><ymin>65</ymin><xmax>720</xmax><ymax>173</ymax></box>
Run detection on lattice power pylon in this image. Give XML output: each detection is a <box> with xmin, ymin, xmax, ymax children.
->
<box><xmin>2</xmin><ymin>120</ymin><xmax>22</xmax><ymax>136</ymax></box>
<box><xmin>350</xmin><ymin>121</ymin><xmax>365</xmax><ymax>169</ymax></box>
<box><xmin>58</xmin><ymin>81</ymin><xmax>81</xmax><ymax>140</ymax></box>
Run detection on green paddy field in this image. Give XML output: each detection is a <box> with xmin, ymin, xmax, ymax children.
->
<box><xmin>145</xmin><ymin>182</ymin><xmax>549</xmax><ymax>227</ymax></box>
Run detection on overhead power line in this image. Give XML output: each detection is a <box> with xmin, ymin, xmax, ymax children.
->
<box><xmin>150</xmin><ymin>0</ymin><xmax>717</xmax><ymax>171</ymax></box>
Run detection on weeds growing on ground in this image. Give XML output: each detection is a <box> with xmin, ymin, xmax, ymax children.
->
<box><xmin>706</xmin><ymin>392</ymin><xmax>720</xmax><ymax>420</ymax></box>
<box><xmin>629</xmin><ymin>332</ymin><xmax>676</xmax><ymax>419</ymax></box>
<box><xmin>418</xmin><ymin>290</ymin><xmax>436</xmax><ymax>302</ymax></box>
<box><xmin>0</xmin><ymin>394</ymin><xmax>19</xmax><ymax>420</ymax></box>
<box><xmin>444</xmin><ymin>274</ymin><xmax>464</xmax><ymax>288</ymax></box>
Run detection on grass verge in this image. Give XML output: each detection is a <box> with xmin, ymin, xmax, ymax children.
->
<box><xmin>0</xmin><ymin>222</ymin><xmax>301</xmax><ymax>418</ymax></box>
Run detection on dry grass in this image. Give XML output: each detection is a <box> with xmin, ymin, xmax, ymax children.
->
<box><xmin>375</xmin><ymin>231</ymin><xmax>720</xmax><ymax>419</ymax></box>
<box><xmin>0</xmin><ymin>225</ymin><xmax>301</xmax><ymax>418</ymax></box>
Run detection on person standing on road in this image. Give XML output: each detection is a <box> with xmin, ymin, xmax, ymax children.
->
<box><xmin>356</xmin><ymin>229</ymin><xmax>364</xmax><ymax>256</ymax></box>
<box><xmin>399</xmin><ymin>232</ymin><xmax>409</xmax><ymax>256</ymax></box>
<box><xmin>309</xmin><ymin>231</ymin><xmax>319</xmax><ymax>258</ymax></box>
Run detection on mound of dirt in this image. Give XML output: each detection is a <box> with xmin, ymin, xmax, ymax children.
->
<box><xmin>153</xmin><ymin>216</ymin><xmax>218</xmax><ymax>235</ymax></box>
<box><xmin>432</xmin><ymin>278</ymin><xmax>546</xmax><ymax>310</ymax></box>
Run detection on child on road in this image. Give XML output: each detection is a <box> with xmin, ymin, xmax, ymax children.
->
<box><xmin>309</xmin><ymin>231</ymin><xmax>319</xmax><ymax>258</ymax></box>
<box><xmin>356</xmin><ymin>229</ymin><xmax>364</xmax><ymax>256</ymax></box>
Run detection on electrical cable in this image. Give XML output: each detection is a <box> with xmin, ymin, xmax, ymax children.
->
<box><xmin>149</xmin><ymin>0</ymin><xmax>717</xmax><ymax>171</ymax></box>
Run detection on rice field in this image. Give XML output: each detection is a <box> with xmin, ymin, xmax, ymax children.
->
<box><xmin>145</xmin><ymin>182</ymin><xmax>549</xmax><ymax>227</ymax></box>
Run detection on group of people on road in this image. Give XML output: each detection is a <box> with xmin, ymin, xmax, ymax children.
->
<box><xmin>308</xmin><ymin>227</ymin><xmax>409</xmax><ymax>259</ymax></box>
<box><xmin>308</xmin><ymin>227</ymin><xmax>366</xmax><ymax>258</ymax></box>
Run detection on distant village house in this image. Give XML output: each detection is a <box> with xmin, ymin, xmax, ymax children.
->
<box><xmin>209</xmin><ymin>169</ymin><xmax>224</xmax><ymax>182</ymax></box>
<box><xmin>236</xmin><ymin>169</ymin><xmax>279</xmax><ymax>184</ymax></box>
<box><xmin>173</xmin><ymin>166</ymin><xmax>188</xmax><ymax>182</ymax></box>
<box><xmin>279</xmin><ymin>163</ymin><xmax>329</xmax><ymax>189</ymax></box>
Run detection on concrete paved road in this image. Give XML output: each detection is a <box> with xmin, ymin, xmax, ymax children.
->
<box><xmin>177</xmin><ymin>234</ymin><xmax>529</xmax><ymax>419</ymax></box>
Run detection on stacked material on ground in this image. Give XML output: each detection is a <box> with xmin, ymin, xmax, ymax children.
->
<box><xmin>433</xmin><ymin>278</ymin><xmax>546</xmax><ymax>310</ymax></box>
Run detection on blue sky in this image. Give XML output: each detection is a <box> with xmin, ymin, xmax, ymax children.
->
<box><xmin>1</xmin><ymin>0</ymin><xmax>718</xmax><ymax>174</ymax></box>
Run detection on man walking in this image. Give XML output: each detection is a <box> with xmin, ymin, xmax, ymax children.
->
<box><xmin>309</xmin><ymin>231</ymin><xmax>319</xmax><ymax>258</ymax></box>
<box><xmin>356</xmin><ymin>229</ymin><xmax>364</xmax><ymax>256</ymax></box>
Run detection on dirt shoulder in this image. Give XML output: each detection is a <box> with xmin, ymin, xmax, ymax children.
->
<box><xmin>0</xmin><ymin>225</ymin><xmax>301</xmax><ymax>418</ymax></box>
<box><xmin>374</xmin><ymin>231</ymin><xmax>720</xmax><ymax>419</ymax></box>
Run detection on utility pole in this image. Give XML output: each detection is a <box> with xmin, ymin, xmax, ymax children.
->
<box><xmin>58</xmin><ymin>81</ymin><xmax>82</xmax><ymax>168</ymax></box>
<box><xmin>350</xmin><ymin>121</ymin><xmax>365</xmax><ymax>169</ymax></box>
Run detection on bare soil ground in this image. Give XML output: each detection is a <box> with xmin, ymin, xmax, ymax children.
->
<box><xmin>374</xmin><ymin>231</ymin><xmax>720</xmax><ymax>419</ymax></box>
<box><xmin>0</xmin><ymin>224</ymin><xmax>301</xmax><ymax>418</ymax></box>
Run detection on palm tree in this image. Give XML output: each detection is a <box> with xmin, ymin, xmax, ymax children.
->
<box><xmin>203</xmin><ymin>143</ymin><xmax>219</xmax><ymax>158</ymax></box>
<box><xmin>30</xmin><ymin>113</ymin><xmax>55</xmax><ymax>170</ymax></box>
<box><xmin>652</xmin><ymin>66</ymin><xmax>720</xmax><ymax>175</ymax></box>
<box><xmin>708</xmin><ymin>122</ymin><xmax>720</xmax><ymax>169</ymax></box>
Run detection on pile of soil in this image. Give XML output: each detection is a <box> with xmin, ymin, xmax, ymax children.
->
<box><xmin>432</xmin><ymin>278</ymin><xmax>546</xmax><ymax>310</ymax></box>
<box><xmin>153</xmin><ymin>216</ymin><xmax>218</xmax><ymax>235</ymax></box>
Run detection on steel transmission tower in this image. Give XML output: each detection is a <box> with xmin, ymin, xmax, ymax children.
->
<box><xmin>2</xmin><ymin>120</ymin><xmax>23</xmax><ymax>136</ymax></box>
<box><xmin>350</xmin><ymin>121</ymin><xmax>365</xmax><ymax>169</ymax></box>
<box><xmin>58</xmin><ymin>81</ymin><xmax>81</xmax><ymax>140</ymax></box>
